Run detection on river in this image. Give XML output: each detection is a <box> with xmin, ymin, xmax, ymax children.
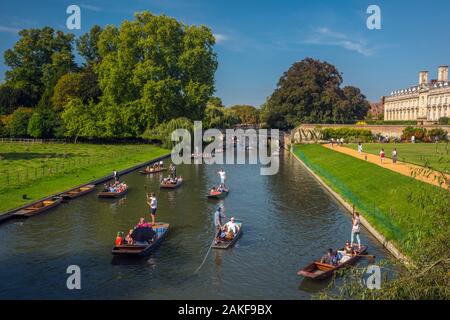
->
<box><xmin>0</xmin><ymin>149</ymin><xmax>390</xmax><ymax>299</ymax></box>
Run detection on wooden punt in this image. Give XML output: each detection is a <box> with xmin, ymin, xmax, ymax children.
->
<box><xmin>111</xmin><ymin>222</ymin><xmax>170</xmax><ymax>257</ymax></box>
<box><xmin>61</xmin><ymin>184</ymin><xmax>96</xmax><ymax>200</ymax></box>
<box><xmin>139</xmin><ymin>167</ymin><xmax>166</xmax><ymax>174</ymax></box>
<box><xmin>98</xmin><ymin>187</ymin><xmax>128</xmax><ymax>198</ymax></box>
<box><xmin>14</xmin><ymin>197</ymin><xmax>63</xmax><ymax>218</ymax></box>
<box><xmin>207</xmin><ymin>189</ymin><xmax>229</xmax><ymax>199</ymax></box>
<box><xmin>212</xmin><ymin>222</ymin><xmax>243</xmax><ymax>249</ymax></box>
<box><xmin>297</xmin><ymin>245</ymin><xmax>368</xmax><ymax>280</ymax></box>
<box><xmin>160</xmin><ymin>178</ymin><xmax>183</xmax><ymax>189</ymax></box>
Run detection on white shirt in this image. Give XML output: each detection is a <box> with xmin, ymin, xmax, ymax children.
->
<box><xmin>219</xmin><ymin>171</ymin><xmax>226</xmax><ymax>180</ymax></box>
<box><xmin>150</xmin><ymin>196</ymin><xmax>157</xmax><ymax>209</ymax></box>
<box><xmin>159</xmin><ymin>161</ymin><xmax>163</xmax><ymax>165</ymax></box>
<box><xmin>225</xmin><ymin>221</ymin><xmax>238</xmax><ymax>234</ymax></box>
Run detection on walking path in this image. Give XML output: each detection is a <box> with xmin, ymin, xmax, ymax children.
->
<box><xmin>323</xmin><ymin>144</ymin><xmax>450</xmax><ymax>189</ymax></box>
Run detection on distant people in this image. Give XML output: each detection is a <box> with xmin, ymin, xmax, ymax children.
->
<box><xmin>214</xmin><ymin>206</ymin><xmax>226</xmax><ymax>244</ymax></box>
<box><xmin>392</xmin><ymin>148</ymin><xmax>398</xmax><ymax>164</ymax></box>
<box><xmin>218</xmin><ymin>169</ymin><xmax>226</xmax><ymax>187</ymax></box>
<box><xmin>224</xmin><ymin>217</ymin><xmax>239</xmax><ymax>236</ymax></box>
<box><xmin>159</xmin><ymin>160</ymin><xmax>164</xmax><ymax>168</ymax></box>
<box><xmin>351</xmin><ymin>212</ymin><xmax>361</xmax><ymax>250</ymax></box>
<box><xmin>125</xmin><ymin>229</ymin><xmax>134</xmax><ymax>245</ymax></box>
<box><xmin>411</xmin><ymin>135</ymin><xmax>415</xmax><ymax>144</ymax></box>
<box><xmin>115</xmin><ymin>232</ymin><xmax>123</xmax><ymax>246</ymax></box>
<box><xmin>320</xmin><ymin>248</ymin><xmax>337</xmax><ymax>265</ymax></box>
<box><xmin>330</xmin><ymin>138</ymin><xmax>334</xmax><ymax>148</ymax></box>
<box><xmin>170</xmin><ymin>164</ymin><xmax>176</xmax><ymax>178</ymax></box>
<box><xmin>113</xmin><ymin>170</ymin><xmax>119</xmax><ymax>182</ymax></box>
<box><xmin>136</xmin><ymin>217</ymin><xmax>150</xmax><ymax>228</ymax></box>
<box><xmin>380</xmin><ymin>148</ymin><xmax>385</xmax><ymax>164</ymax></box>
<box><xmin>338</xmin><ymin>241</ymin><xmax>354</xmax><ymax>264</ymax></box>
<box><xmin>147</xmin><ymin>193</ymin><xmax>158</xmax><ymax>226</ymax></box>
<box><xmin>357</xmin><ymin>142</ymin><xmax>363</xmax><ymax>154</ymax></box>
<box><xmin>340</xmin><ymin>138</ymin><xmax>344</xmax><ymax>146</ymax></box>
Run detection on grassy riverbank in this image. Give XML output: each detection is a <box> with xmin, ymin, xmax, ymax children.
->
<box><xmin>0</xmin><ymin>142</ymin><xmax>169</xmax><ymax>213</ymax></box>
<box><xmin>292</xmin><ymin>144</ymin><xmax>449</xmax><ymax>259</ymax></box>
<box><xmin>345</xmin><ymin>143</ymin><xmax>450</xmax><ymax>173</ymax></box>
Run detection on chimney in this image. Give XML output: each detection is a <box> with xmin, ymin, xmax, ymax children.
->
<box><xmin>419</xmin><ymin>71</ymin><xmax>429</xmax><ymax>85</ymax></box>
<box><xmin>438</xmin><ymin>66</ymin><xmax>448</xmax><ymax>82</ymax></box>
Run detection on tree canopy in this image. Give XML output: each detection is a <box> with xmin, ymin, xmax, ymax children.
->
<box><xmin>0</xmin><ymin>11</ymin><xmax>219</xmax><ymax>140</ymax></box>
<box><xmin>262</xmin><ymin>58</ymin><xmax>369</xmax><ymax>129</ymax></box>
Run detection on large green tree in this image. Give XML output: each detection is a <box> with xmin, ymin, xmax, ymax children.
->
<box><xmin>263</xmin><ymin>58</ymin><xmax>369</xmax><ymax>128</ymax></box>
<box><xmin>3</xmin><ymin>27</ymin><xmax>77</xmax><ymax>105</ymax></box>
<box><xmin>76</xmin><ymin>25</ymin><xmax>102</xmax><ymax>67</ymax></box>
<box><xmin>95</xmin><ymin>11</ymin><xmax>217</xmax><ymax>128</ymax></box>
<box><xmin>230</xmin><ymin>105</ymin><xmax>260</xmax><ymax>124</ymax></box>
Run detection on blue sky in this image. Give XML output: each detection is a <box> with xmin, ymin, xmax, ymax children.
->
<box><xmin>0</xmin><ymin>0</ymin><xmax>449</xmax><ymax>106</ymax></box>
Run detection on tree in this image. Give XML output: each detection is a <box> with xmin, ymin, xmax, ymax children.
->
<box><xmin>61</xmin><ymin>99</ymin><xmax>99</xmax><ymax>142</ymax></box>
<box><xmin>203</xmin><ymin>98</ymin><xmax>239</xmax><ymax>129</ymax></box>
<box><xmin>142</xmin><ymin>117</ymin><xmax>193</xmax><ymax>148</ymax></box>
<box><xmin>0</xmin><ymin>84</ymin><xmax>33</xmax><ymax>115</ymax></box>
<box><xmin>27</xmin><ymin>106</ymin><xmax>62</xmax><ymax>138</ymax></box>
<box><xmin>95</xmin><ymin>11</ymin><xmax>217</xmax><ymax>128</ymax></box>
<box><xmin>264</xmin><ymin>58</ymin><xmax>369</xmax><ymax>128</ymax></box>
<box><xmin>4</xmin><ymin>27</ymin><xmax>77</xmax><ymax>105</ymax></box>
<box><xmin>52</xmin><ymin>72</ymin><xmax>101</xmax><ymax>111</ymax></box>
<box><xmin>8</xmin><ymin>107</ymin><xmax>33</xmax><ymax>137</ymax></box>
<box><xmin>230</xmin><ymin>105</ymin><xmax>260</xmax><ymax>124</ymax></box>
<box><xmin>76</xmin><ymin>25</ymin><xmax>102</xmax><ymax>67</ymax></box>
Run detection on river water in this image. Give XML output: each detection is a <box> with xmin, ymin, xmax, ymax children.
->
<box><xmin>0</xmin><ymin>149</ymin><xmax>389</xmax><ymax>299</ymax></box>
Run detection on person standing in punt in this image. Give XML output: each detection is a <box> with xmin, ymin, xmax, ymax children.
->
<box><xmin>147</xmin><ymin>193</ymin><xmax>158</xmax><ymax>226</ymax></box>
<box><xmin>351</xmin><ymin>212</ymin><xmax>361</xmax><ymax>250</ymax></box>
<box><xmin>214</xmin><ymin>206</ymin><xmax>226</xmax><ymax>244</ymax></box>
<box><xmin>218</xmin><ymin>168</ymin><xmax>226</xmax><ymax>188</ymax></box>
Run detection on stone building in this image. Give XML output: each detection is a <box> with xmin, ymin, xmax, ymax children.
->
<box><xmin>383</xmin><ymin>66</ymin><xmax>450</xmax><ymax>122</ymax></box>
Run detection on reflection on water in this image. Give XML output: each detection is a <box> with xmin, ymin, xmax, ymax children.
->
<box><xmin>0</xmin><ymin>150</ymin><xmax>390</xmax><ymax>299</ymax></box>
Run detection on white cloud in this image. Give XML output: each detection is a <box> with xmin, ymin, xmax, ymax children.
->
<box><xmin>80</xmin><ymin>4</ymin><xmax>103</xmax><ymax>12</ymax></box>
<box><xmin>304</xmin><ymin>27</ymin><xmax>374</xmax><ymax>56</ymax></box>
<box><xmin>213</xmin><ymin>33</ymin><xmax>228</xmax><ymax>44</ymax></box>
<box><xmin>0</xmin><ymin>26</ymin><xmax>20</xmax><ymax>34</ymax></box>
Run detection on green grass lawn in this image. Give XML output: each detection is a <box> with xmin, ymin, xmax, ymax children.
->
<box><xmin>292</xmin><ymin>144</ymin><xmax>449</xmax><ymax>259</ymax></box>
<box><xmin>346</xmin><ymin>142</ymin><xmax>450</xmax><ymax>173</ymax></box>
<box><xmin>0</xmin><ymin>142</ymin><xmax>169</xmax><ymax>213</ymax></box>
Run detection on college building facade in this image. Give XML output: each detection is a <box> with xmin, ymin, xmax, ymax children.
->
<box><xmin>383</xmin><ymin>66</ymin><xmax>450</xmax><ymax>122</ymax></box>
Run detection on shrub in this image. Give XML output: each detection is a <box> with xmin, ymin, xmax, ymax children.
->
<box><xmin>401</xmin><ymin>126</ymin><xmax>427</xmax><ymax>142</ymax></box>
<box><xmin>438</xmin><ymin>117</ymin><xmax>450</xmax><ymax>125</ymax></box>
<box><xmin>428</xmin><ymin>128</ymin><xmax>449</xmax><ymax>141</ymax></box>
<box><xmin>8</xmin><ymin>107</ymin><xmax>33</xmax><ymax>137</ymax></box>
<box><xmin>321</xmin><ymin>128</ymin><xmax>373</xmax><ymax>142</ymax></box>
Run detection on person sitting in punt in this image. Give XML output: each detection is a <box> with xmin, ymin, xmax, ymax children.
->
<box><xmin>223</xmin><ymin>217</ymin><xmax>239</xmax><ymax>238</ymax></box>
<box><xmin>210</xmin><ymin>186</ymin><xmax>217</xmax><ymax>194</ymax></box>
<box><xmin>320</xmin><ymin>248</ymin><xmax>337</xmax><ymax>265</ymax></box>
<box><xmin>125</xmin><ymin>229</ymin><xmax>134</xmax><ymax>245</ymax></box>
<box><xmin>115</xmin><ymin>232</ymin><xmax>124</xmax><ymax>246</ymax></box>
<box><xmin>337</xmin><ymin>241</ymin><xmax>354</xmax><ymax>264</ymax></box>
<box><xmin>136</xmin><ymin>217</ymin><xmax>151</xmax><ymax>228</ymax></box>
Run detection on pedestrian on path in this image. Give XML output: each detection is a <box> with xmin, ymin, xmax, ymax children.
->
<box><xmin>357</xmin><ymin>142</ymin><xmax>363</xmax><ymax>154</ymax></box>
<box><xmin>392</xmin><ymin>148</ymin><xmax>398</xmax><ymax>164</ymax></box>
<box><xmin>380</xmin><ymin>148</ymin><xmax>385</xmax><ymax>164</ymax></box>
